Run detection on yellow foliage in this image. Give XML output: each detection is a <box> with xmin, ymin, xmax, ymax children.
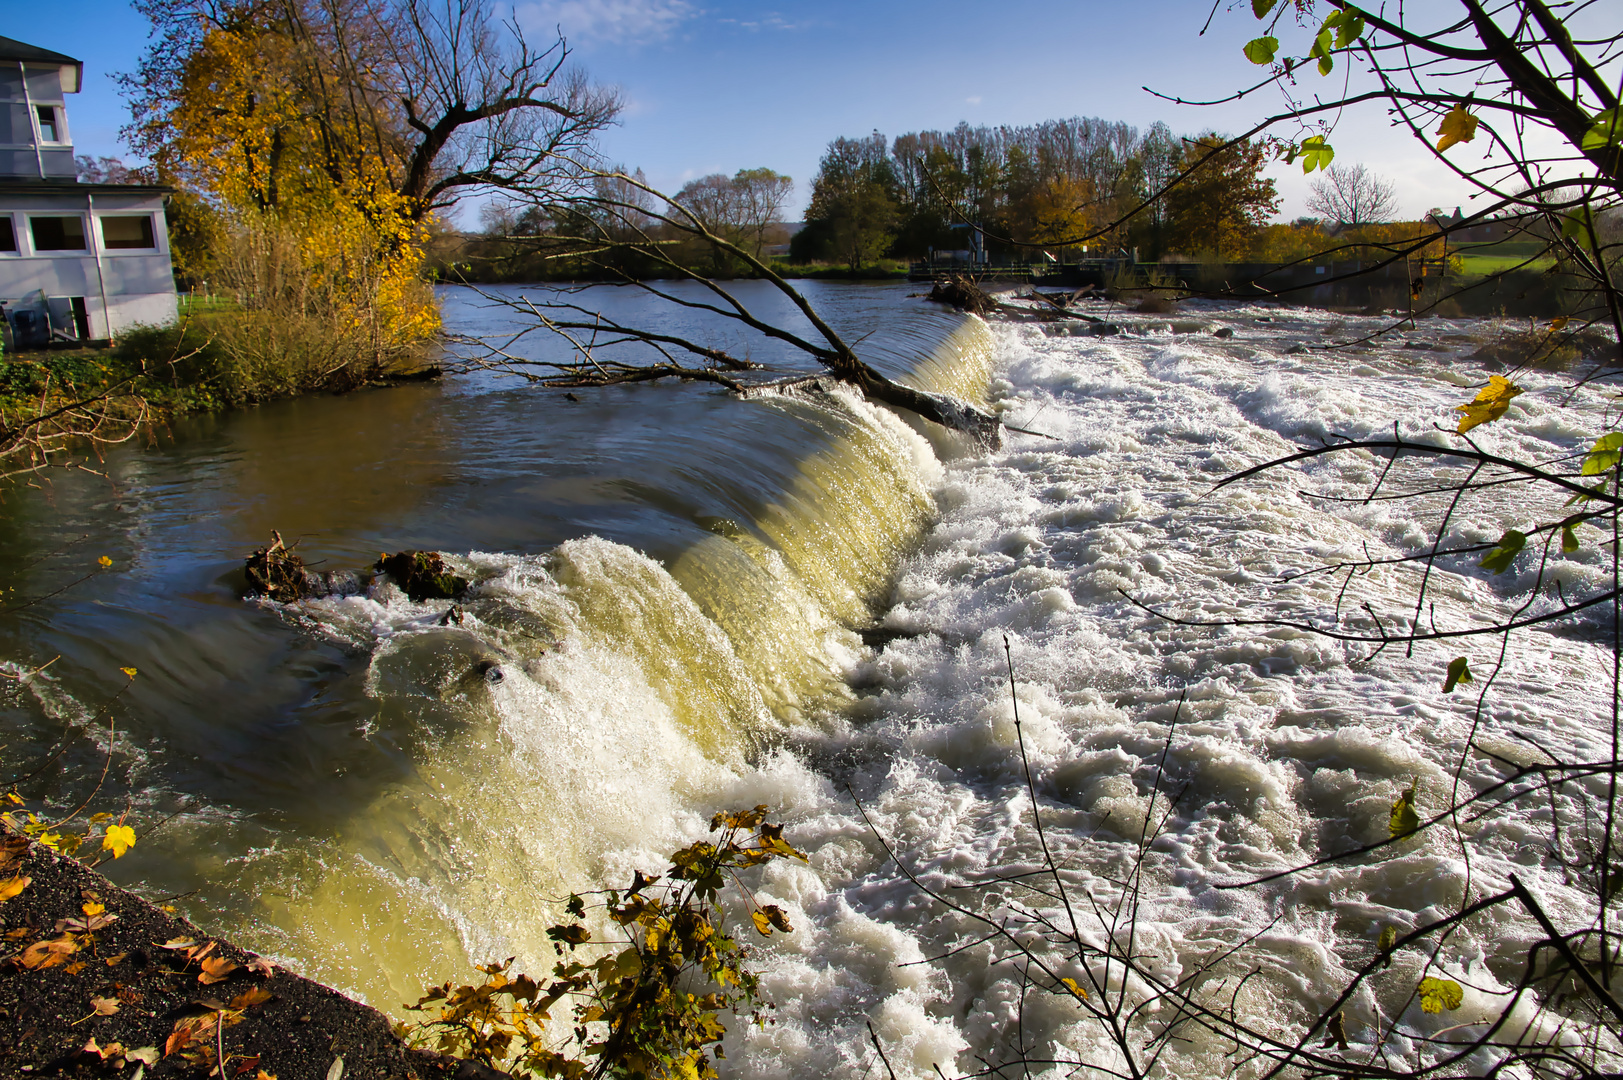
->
<box><xmin>154</xmin><ymin>17</ymin><xmax>437</xmax><ymax>359</ymax></box>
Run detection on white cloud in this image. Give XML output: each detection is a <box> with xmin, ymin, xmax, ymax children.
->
<box><xmin>965</xmin><ymin>95</ymin><xmax>982</xmax><ymax>105</ymax></box>
<box><xmin>517</xmin><ymin>0</ymin><xmax>697</xmax><ymax>47</ymax></box>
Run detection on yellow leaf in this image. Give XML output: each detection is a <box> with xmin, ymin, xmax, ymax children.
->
<box><xmin>750</xmin><ymin>910</ymin><xmax>774</xmax><ymax>936</ymax></box>
<box><xmin>120</xmin><ymin>667</ymin><xmax>137</xmax><ymax>680</ymax></box>
<box><xmin>98</xmin><ymin>556</ymin><xmax>112</xmax><ymax>568</ymax></box>
<box><xmin>82</xmin><ymin>902</ymin><xmax>105</xmax><ymax>917</ymax></box>
<box><xmin>1436</xmin><ymin>105</ymin><xmax>1479</xmax><ymax>153</ymax></box>
<box><xmin>102</xmin><ymin>825</ymin><xmax>136</xmax><ymax>859</ymax></box>
<box><xmin>1455</xmin><ymin>375</ymin><xmax>1522</xmax><ymax>433</ymax></box>
<box><xmin>1389</xmin><ymin>778</ymin><xmax>1421</xmax><ymax>839</ymax></box>
<box><xmin>0</xmin><ymin>874</ymin><xmax>29</xmax><ymax>902</ymax></box>
<box><xmin>1418</xmin><ymin>976</ymin><xmax>1463</xmax><ymax>1012</ymax></box>
<box><xmin>1061</xmin><ymin>976</ymin><xmax>1089</xmax><ymax>1000</ymax></box>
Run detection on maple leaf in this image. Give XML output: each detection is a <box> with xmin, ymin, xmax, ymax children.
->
<box><xmin>91</xmin><ymin>995</ymin><xmax>121</xmax><ymax>1016</ymax></box>
<box><xmin>0</xmin><ymin>874</ymin><xmax>29</xmax><ymax>903</ymax></box>
<box><xmin>102</xmin><ymin>824</ymin><xmax>136</xmax><ymax>859</ymax></box>
<box><xmin>245</xmin><ymin>956</ymin><xmax>276</xmax><ymax>976</ymax></box>
<box><xmin>127</xmin><ymin>1047</ymin><xmax>160</xmax><ymax>1066</ymax></box>
<box><xmin>1455</xmin><ymin>375</ymin><xmax>1522</xmax><ymax>433</ymax></box>
<box><xmin>1436</xmin><ymin>104</ymin><xmax>1479</xmax><ymax>152</ymax></box>
<box><xmin>98</xmin><ymin>556</ymin><xmax>113</xmax><ymax>568</ymax></box>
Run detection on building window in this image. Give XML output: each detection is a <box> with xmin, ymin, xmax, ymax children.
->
<box><xmin>0</xmin><ymin>218</ymin><xmax>15</xmax><ymax>253</ymax></box>
<box><xmin>30</xmin><ymin>216</ymin><xmax>86</xmax><ymax>251</ymax></box>
<box><xmin>35</xmin><ymin>105</ymin><xmax>59</xmax><ymax>143</ymax></box>
<box><xmin>101</xmin><ymin>215</ymin><xmax>155</xmax><ymax>250</ymax></box>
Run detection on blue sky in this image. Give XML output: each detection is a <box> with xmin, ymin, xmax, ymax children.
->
<box><xmin>18</xmin><ymin>0</ymin><xmax>1485</xmax><ymax>225</ymax></box>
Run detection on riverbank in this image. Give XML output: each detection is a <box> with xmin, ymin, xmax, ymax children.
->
<box><xmin>1</xmin><ymin>831</ymin><xmax>461</xmax><ymax>1079</ymax></box>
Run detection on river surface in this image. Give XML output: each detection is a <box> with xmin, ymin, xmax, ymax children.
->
<box><xmin>1</xmin><ymin>281</ymin><xmax>1614</xmax><ymax>1078</ymax></box>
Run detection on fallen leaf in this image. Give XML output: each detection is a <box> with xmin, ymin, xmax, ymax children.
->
<box><xmin>1455</xmin><ymin>375</ymin><xmax>1522</xmax><ymax>433</ymax></box>
<box><xmin>18</xmin><ymin>935</ymin><xmax>79</xmax><ymax>969</ymax></box>
<box><xmin>0</xmin><ymin>874</ymin><xmax>30</xmax><ymax>902</ymax></box>
<box><xmin>245</xmin><ymin>956</ymin><xmax>275</xmax><ymax>976</ymax></box>
<box><xmin>230</xmin><ymin>985</ymin><xmax>274</xmax><ymax>1010</ymax></box>
<box><xmin>105</xmin><ymin>952</ymin><xmax>128</xmax><ymax>967</ymax></box>
<box><xmin>160</xmin><ymin>936</ymin><xmax>202</xmax><ymax>951</ymax></box>
<box><xmin>64</xmin><ymin>961</ymin><xmax>86</xmax><ymax>974</ymax></box>
<box><xmin>200</xmin><ymin>955</ymin><xmax>240</xmax><ymax>984</ymax></box>
<box><xmin>82</xmin><ymin>902</ymin><xmax>105</xmax><ymax>917</ymax></box>
<box><xmin>128</xmin><ymin>1047</ymin><xmax>160</xmax><ymax>1065</ymax></box>
<box><xmin>91</xmin><ymin>995</ymin><xmax>121</xmax><ymax>1016</ymax></box>
<box><xmin>0</xmin><ymin>835</ymin><xmax>26</xmax><ymax>872</ymax></box>
<box><xmin>1436</xmin><ymin>104</ymin><xmax>1479</xmax><ymax>153</ymax></box>
<box><xmin>327</xmin><ymin>1055</ymin><xmax>345</xmax><ymax>1080</ymax></box>
<box><xmin>56</xmin><ymin>911</ymin><xmax>118</xmax><ymax>933</ymax></box>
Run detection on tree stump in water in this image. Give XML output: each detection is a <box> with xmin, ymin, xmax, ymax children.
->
<box><xmin>376</xmin><ymin>550</ymin><xmax>469</xmax><ymax>601</ymax></box>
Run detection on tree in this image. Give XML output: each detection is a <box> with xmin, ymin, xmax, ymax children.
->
<box><xmin>728</xmin><ymin>168</ymin><xmax>794</xmax><ymax>258</ymax></box>
<box><xmin>124</xmin><ymin>0</ymin><xmax>620</xmax><ymax>222</ymax></box>
<box><xmin>800</xmin><ymin>134</ymin><xmax>899</xmax><ymax>270</ymax></box>
<box><xmin>1162</xmin><ymin>134</ymin><xmax>1280</xmax><ymax>259</ymax></box>
<box><xmin>1306</xmin><ymin>162</ymin><xmax>1398</xmax><ymax>227</ymax></box>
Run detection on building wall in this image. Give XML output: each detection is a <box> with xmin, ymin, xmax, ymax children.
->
<box><xmin>0</xmin><ymin>188</ymin><xmax>179</xmax><ymax>339</ymax></box>
<box><xmin>0</xmin><ymin>63</ymin><xmax>74</xmax><ymax>181</ymax></box>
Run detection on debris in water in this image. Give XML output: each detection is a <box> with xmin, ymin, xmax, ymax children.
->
<box><xmin>924</xmin><ymin>273</ymin><xmax>998</xmax><ymax>316</ymax></box>
<box><xmin>375</xmin><ymin>550</ymin><xmax>469</xmax><ymax>601</ymax></box>
<box><xmin>244</xmin><ymin>532</ymin><xmax>310</xmax><ymax>602</ymax></box>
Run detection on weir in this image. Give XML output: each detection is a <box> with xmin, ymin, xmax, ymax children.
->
<box><xmin>0</xmin><ymin>299</ymin><xmax>994</xmax><ymax>1012</ymax></box>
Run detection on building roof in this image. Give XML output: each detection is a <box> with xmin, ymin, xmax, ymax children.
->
<box><xmin>0</xmin><ymin>180</ymin><xmax>172</xmax><ymax>197</ymax></box>
<box><xmin>0</xmin><ymin>36</ymin><xmax>83</xmax><ymax>93</ymax></box>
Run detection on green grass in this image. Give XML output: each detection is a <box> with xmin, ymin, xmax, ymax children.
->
<box><xmin>1457</xmin><ymin>252</ymin><xmax>1557</xmax><ymax>275</ymax></box>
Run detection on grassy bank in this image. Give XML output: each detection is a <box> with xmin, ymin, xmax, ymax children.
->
<box><xmin>0</xmin><ymin>304</ymin><xmax>439</xmax><ymax>474</ymax></box>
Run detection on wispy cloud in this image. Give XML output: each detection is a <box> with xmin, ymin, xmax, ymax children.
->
<box><xmin>965</xmin><ymin>96</ymin><xmax>983</xmax><ymax>105</ymax></box>
<box><xmin>717</xmin><ymin>12</ymin><xmax>816</xmax><ymax>31</ymax></box>
<box><xmin>518</xmin><ymin>0</ymin><xmax>697</xmax><ymax>47</ymax></box>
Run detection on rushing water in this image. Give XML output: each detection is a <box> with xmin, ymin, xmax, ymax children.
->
<box><xmin>0</xmin><ymin>281</ymin><xmax>1614</xmax><ymax>1077</ymax></box>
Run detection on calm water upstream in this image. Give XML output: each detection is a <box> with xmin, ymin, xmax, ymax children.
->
<box><xmin>1</xmin><ymin>281</ymin><xmax>1615</xmax><ymax>1077</ymax></box>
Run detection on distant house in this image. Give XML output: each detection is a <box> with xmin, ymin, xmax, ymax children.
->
<box><xmin>0</xmin><ymin>35</ymin><xmax>176</xmax><ymax>349</ymax></box>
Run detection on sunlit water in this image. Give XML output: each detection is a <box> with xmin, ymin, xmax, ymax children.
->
<box><xmin>0</xmin><ymin>281</ymin><xmax>1613</xmax><ymax>1077</ymax></box>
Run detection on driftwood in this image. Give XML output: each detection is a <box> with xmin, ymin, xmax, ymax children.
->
<box><xmin>244</xmin><ymin>531</ymin><xmax>311</xmax><ymax>602</ymax></box>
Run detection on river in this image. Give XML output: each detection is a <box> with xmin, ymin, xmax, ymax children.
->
<box><xmin>0</xmin><ymin>281</ymin><xmax>1613</xmax><ymax>1078</ymax></box>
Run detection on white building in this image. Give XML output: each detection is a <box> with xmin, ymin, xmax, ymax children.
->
<box><xmin>0</xmin><ymin>35</ymin><xmax>177</xmax><ymax>348</ymax></box>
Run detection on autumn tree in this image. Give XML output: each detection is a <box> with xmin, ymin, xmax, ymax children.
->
<box><xmin>1162</xmin><ymin>133</ymin><xmax>1280</xmax><ymax>259</ymax></box>
<box><xmin>120</xmin><ymin>0</ymin><xmax>618</xmax><ymax>388</ymax></box>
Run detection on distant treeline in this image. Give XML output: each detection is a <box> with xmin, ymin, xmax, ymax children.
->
<box><xmin>445</xmin><ymin>115</ymin><xmax>1506</xmax><ymax>282</ymax></box>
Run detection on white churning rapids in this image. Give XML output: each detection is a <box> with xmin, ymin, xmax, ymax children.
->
<box><xmin>279</xmin><ymin>302</ymin><xmax>1611</xmax><ymax>1078</ymax></box>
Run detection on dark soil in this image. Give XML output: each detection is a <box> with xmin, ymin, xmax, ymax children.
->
<box><xmin>1</xmin><ymin>833</ymin><xmax>475</xmax><ymax>1079</ymax></box>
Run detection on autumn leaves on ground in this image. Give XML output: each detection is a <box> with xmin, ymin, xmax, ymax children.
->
<box><xmin>0</xmin><ymin>801</ymin><xmax>806</xmax><ymax>1080</ymax></box>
